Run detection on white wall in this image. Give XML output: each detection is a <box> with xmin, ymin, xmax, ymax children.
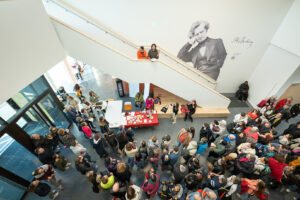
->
<box><xmin>276</xmin><ymin>66</ymin><xmax>300</xmax><ymax>97</ymax></box>
<box><xmin>247</xmin><ymin>0</ymin><xmax>300</xmax><ymax>107</ymax></box>
<box><xmin>51</xmin><ymin>0</ymin><xmax>293</xmax><ymax>92</ymax></box>
<box><xmin>0</xmin><ymin>0</ymin><xmax>65</xmax><ymax>104</ymax></box>
<box><xmin>272</xmin><ymin>0</ymin><xmax>300</xmax><ymax>57</ymax></box>
<box><xmin>45</xmin><ymin>60</ymin><xmax>75</xmax><ymax>93</ymax></box>
<box><xmin>248</xmin><ymin>45</ymin><xmax>300</xmax><ymax>107</ymax></box>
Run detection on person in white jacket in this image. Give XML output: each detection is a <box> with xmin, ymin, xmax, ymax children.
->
<box><xmin>233</xmin><ymin>112</ymin><xmax>249</xmax><ymax>124</ymax></box>
<box><xmin>223</xmin><ymin>175</ymin><xmax>239</xmax><ymax>198</ymax></box>
<box><xmin>125</xmin><ymin>185</ymin><xmax>142</xmax><ymax>200</ymax></box>
<box><xmin>70</xmin><ymin>140</ymin><xmax>93</xmax><ymax>162</ymax></box>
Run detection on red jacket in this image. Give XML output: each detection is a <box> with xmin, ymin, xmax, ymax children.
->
<box><xmin>142</xmin><ymin>174</ymin><xmax>160</xmax><ymax>198</ymax></box>
<box><xmin>275</xmin><ymin>99</ymin><xmax>290</xmax><ymax>111</ymax></box>
<box><xmin>269</xmin><ymin>158</ymin><xmax>288</xmax><ymax>182</ymax></box>
<box><xmin>82</xmin><ymin>126</ymin><xmax>92</xmax><ymax>138</ymax></box>
<box><xmin>257</xmin><ymin>99</ymin><xmax>268</xmax><ymax>108</ymax></box>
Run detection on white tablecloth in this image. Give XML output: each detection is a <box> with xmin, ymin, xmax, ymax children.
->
<box><xmin>105</xmin><ymin>100</ymin><xmax>126</xmax><ymax>128</ymax></box>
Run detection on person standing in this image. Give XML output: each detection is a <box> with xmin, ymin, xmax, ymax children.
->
<box><xmin>74</xmin><ymin>83</ymin><xmax>85</xmax><ymax>103</ymax></box>
<box><xmin>32</xmin><ymin>164</ymin><xmax>64</xmax><ymax>190</ymax></box>
<box><xmin>99</xmin><ymin>116</ymin><xmax>110</xmax><ymax>134</ymax></box>
<box><xmin>124</xmin><ymin>142</ymin><xmax>138</xmax><ymax>168</ymax></box>
<box><xmin>67</xmin><ymin>96</ymin><xmax>80</xmax><ymax>111</ymax></box>
<box><xmin>236</xmin><ymin>81</ymin><xmax>249</xmax><ymax>102</ymax></box>
<box><xmin>126</xmin><ymin>185</ymin><xmax>142</xmax><ymax>200</ymax></box>
<box><xmin>141</xmin><ymin>173</ymin><xmax>160</xmax><ymax>199</ymax></box>
<box><xmin>93</xmin><ymin>133</ymin><xmax>108</xmax><ymax>158</ymax></box>
<box><xmin>28</xmin><ymin>180</ymin><xmax>59</xmax><ymax>200</ymax></box>
<box><xmin>89</xmin><ymin>90</ymin><xmax>100</xmax><ymax>105</ymax></box>
<box><xmin>86</xmin><ymin>170</ymin><xmax>100</xmax><ymax>193</ymax></box>
<box><xmin>171</xmin><ymin>103</ymin><xmax>179</xmax><ymax>124</ymax></box>
<box><xmin>184</xmin><ymin>100</ymin><xmax>197</xmax><ymax>122</ymax></box>
<box><xmin>145</xmin><ymin>96</ymin><xmax>154</xmax><ymax>111</ymax></box>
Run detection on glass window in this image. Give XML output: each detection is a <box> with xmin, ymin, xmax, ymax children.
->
<box><xmin>0</xmin><ymin>102</ymin><xmax>17</xmax><ymax>121</ymax></box>
<box><xmin>0</xmin><ymin>134</ymin><xmax>41</xmax><ymax>181</ymax></box>
<box><xmin>38</xmin><ymin>94</ymin><xmax>70</xmax><ymax>129</ymax></box>
<box><xmin>0</xmin><ymin>118</ymin><xmax>4</xmax><ymax>128</ymax></box>
<box><xmin>16</xmin><ymin>108</ymin><xmax>49</xmax><ymax>136</ymax></box>
<box><xmin>31</xmin><ymin>77</ymin><xmax>48</xmax><ymax>95</ymax></box>
<box><xmin>0</xmin><ymin>178</ymin><xmax>25</xmax><ymax>200</ymax></box>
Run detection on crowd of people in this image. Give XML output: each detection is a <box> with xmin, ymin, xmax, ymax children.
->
<box><xmin>28</xmin><ymin>81</ymin><xmax>300</xmax><ymax>200</ymax></box>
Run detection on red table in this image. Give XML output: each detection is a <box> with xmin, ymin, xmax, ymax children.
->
<box><xmin>123</xmin><ymin>111</ymin><xmax>159</xmax><ymax>128</ymax></box>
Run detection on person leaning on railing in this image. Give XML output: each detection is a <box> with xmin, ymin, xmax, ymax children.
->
<box><xmin>137</xmin><ymin>46</ymin><xmax>149</xmax><ymax>59</ymax></box>
<box><xmin>148</xmin><ymin>43</ymin><xmax>160</xmax><ymax>61</ymax></box>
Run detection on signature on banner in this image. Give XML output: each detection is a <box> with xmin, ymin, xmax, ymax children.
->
<box><xmin>232</xmin><ymin>36</ymin><xmax>254</xmax><ymax>49</ymax></box>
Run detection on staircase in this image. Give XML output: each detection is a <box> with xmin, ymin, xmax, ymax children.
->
<box><xmin>43</xmin><ymin>0</ymin><xmax>231</xmax><ymax>110</ymax></box>
<box><xmin>154</xmin><ymin>87</ymin><xmax>230</xmax><ymax>118</ymax></box>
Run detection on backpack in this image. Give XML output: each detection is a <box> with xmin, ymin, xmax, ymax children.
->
<box><xmin>179</xmin><ymin>133</ymin><xmax>187</xmax><ymax>143</ymax></box>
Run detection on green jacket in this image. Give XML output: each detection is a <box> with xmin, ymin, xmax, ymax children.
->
<box><xmin>135</xmin><ymin>93</ymin><xmax>144</xmax><ymax>103</ymax></box>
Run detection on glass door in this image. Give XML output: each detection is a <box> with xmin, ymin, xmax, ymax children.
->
<box><xmin>0</xmin><ymin>134</ymin><xmax>41</xmax><ymax>181</ymax></box>
<box><xmin>16</xmin><ymin>108</ymin><xmax>50</xmax><ymax>136</ymax></box>
<box><xmin>37</xmin><ymin>94</ymin><xmax>70</xmax><ymax>129</ymax></box>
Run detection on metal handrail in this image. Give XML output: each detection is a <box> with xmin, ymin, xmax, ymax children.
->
<box><xmin>45</xmin><ymin>0</ymin><xmax>217</xmax><ymax>85</ymax></box>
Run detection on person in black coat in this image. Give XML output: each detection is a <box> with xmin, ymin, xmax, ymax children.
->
<box><xmin>75</xmin><ymin>155</ymin><xmax>96</xmax><ymax>175</ymax></box>
<box><xmin>283</xmin><ymin>122</ymin><xmax>300</xmax><ymax>139</ymax></box>
<box><xmin>185</xmin><ymin>171</ymin><xmax>203</xmax><ymax>190</ymax></box>
<box><xmin>290</xmin><ymin>103</ymin><xmax>300</xmax><ymax>117</ymax></box>
<box><xmin>104</xmin><ymin>130</ymin><xmax>119</xmax><ymax>154</ymax></box>
<box><xmin>86</xmin><ymin>170</ymin><xmax>100</xmax><ymax>193</ymax></box>
<box><xmin>184</xmin><ymin>100</ymin><xmax>197</xmax><ymax>122</ymax></box>
<box><xmin>236</xmin><ymin>81</ymin><xmax>249</xmax><ymax>102</ymax></box>
<box><xmin>28</xmin><ymin>180</ymin><xmax>59</xmax><ymax>199</ymax></box>
<box><xmin>115</xmin><ymin>162</ymin><xmax>132</xmax><ymax>184</ymax></box>
<box><xmin>93</xmin><ymin>133</ymin><xmax>108</xmax><ymax>158</ymax></box>
<box><xmin>31</xmin><ymin>134</ymin><xmax>47</xmax><ymax>148</ymax></box>
<box><xmin>110</xmin><ymin>181</ymin><xmax>127</xmax><ymax>200</ymax></box>
<box><xmin>36</xmin><ymin>147</ymin><xmax>55</xmax><ymax>165</ymax></box>
<box><xmin>187</xmin><ymin>157</ymin><xmax>201</xmax><ymax>173</ymax></box>
<box><xmin>99</xmin><ymin>116</ymin><xmax>110</xmax><ymax>134</ymax></box>
<box><xmin>235</xmin><ymin>153</ymin><xmax>255</xmax><ymax>177</ymax></box>
<box><xmin>65</xmin><ymin>106</ymin><xmax>79</xmax><ymax>123</ymax></box>
<box><xmin>199</xmin><ymin>123</ymin><xmax>213</xmax><ymax>143</ymax></box>
<box><xmin>173</xmin><ymin>163</ymin><xmax>189</xmax><ymax>184</ymax></box>
<box><xmin>116</xmin><ymin>132</ymin><xmax>129</xmax><ymax>151</ymax></box>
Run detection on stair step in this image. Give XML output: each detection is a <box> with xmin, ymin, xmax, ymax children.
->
<box><xmin>154</xmin><ymin>87</ymin><xmax>230</xmax><ymax>118</ymax></box>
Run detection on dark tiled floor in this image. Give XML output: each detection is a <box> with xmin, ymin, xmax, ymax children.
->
<box><xmin>24</xmin><ymin>66</ymin><xmax>300</xmax><ymax>200</ymax></box>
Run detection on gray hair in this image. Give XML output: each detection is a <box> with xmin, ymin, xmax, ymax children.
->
<box><xmin>188</xmin><ymin>20</ymin><xmax>210</xmax><ymax>39</ymax></box>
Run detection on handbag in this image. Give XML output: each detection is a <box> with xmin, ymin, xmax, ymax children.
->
<box><xmin>161</xmin><ymin>105</ymin><xmax>168</xmax><ymax>113</ymax></box>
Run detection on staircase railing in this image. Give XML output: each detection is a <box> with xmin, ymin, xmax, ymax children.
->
<box><xmin>45</xmin><ymin>0</ymin><xmax>217</xmax><ymax>86</ymax></box>
<box><xmin>51</xmin><ymin>16</ymin><xmax>230</xmax><ymax>102</ymax></box>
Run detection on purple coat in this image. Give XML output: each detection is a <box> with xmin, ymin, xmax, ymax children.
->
<box><xmin>142</xmin><ymin>174</ymin><xmax>160</xmax><ymax>198</ymax></box>
<box><xmin>106</xmin><ymin>162</ymin><xmax>117</xmax><ymax>173</ymax></box>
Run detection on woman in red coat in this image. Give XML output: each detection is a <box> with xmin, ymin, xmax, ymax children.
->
<box><xmin>275</xmin><ymin>97</ymin><xmax>292</xmax><ymax>111</ymax></box>
<box><xmin>268</xmin><ymin>157</ymin><xmax>295</xmax><ymax>182</ymax></box>
<box><xmin>141</xmin><ymin>173</ymin><xmax>160</xmax><ymax>199</ymax></box>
